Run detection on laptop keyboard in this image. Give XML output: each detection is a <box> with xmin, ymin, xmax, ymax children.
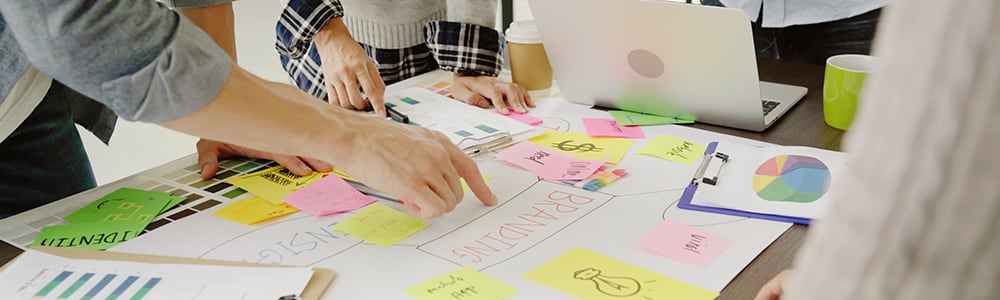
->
<box><xmin>762</xmin><ymin>100</ymin><xmax>780</xmax><ymax>116</ymax></box>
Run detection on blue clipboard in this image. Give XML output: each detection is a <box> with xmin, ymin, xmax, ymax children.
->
<box><xmin>676</xmin><ymin>141</ymin><xmax>812</xmax><ymax>225</ymax></box>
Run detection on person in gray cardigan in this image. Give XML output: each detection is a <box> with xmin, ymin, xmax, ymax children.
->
<box><xmin>755</xmin><ymin>0</ymin><xmax>1000</xmax><ymax>299</ymax></box>
<box><xmin>0</xmin><ymin>0</ymin><xmax>496</xmax><ymax>219</ymax></box>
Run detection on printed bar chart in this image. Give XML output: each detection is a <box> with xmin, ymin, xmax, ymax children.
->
<box><xmin>30</xmin><ymin>270</ymin><xmax>161</xmax><ymax>300</ymax></box>
<box><xmin>106</xmin><ymin>276</ymin><xmax>139</xmax><ymax>300</ymax></box>
<box><xmin>33</xmin><ymin>270</ymin><xmax>72</xmax><ymax>299</ymax></box>
<box><xmin>57</xmin><ymin>272</ymin><xmax>93</xmax><ymax>299</ymax></box>
<box><xmin>81</xmin><ymin>274</ymin><xmax>116</xmax><ymax>300</ymax></box>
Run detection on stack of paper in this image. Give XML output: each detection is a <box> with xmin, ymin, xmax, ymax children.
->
<box><xmin>31</xmin><ymin>188</ymin><xmax>184</xmax><ymax>250</ymax></box>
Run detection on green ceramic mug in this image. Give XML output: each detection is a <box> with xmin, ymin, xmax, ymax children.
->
<box><xmin>823</xmin><ymin>54</ymin><xmax>875</xmax><ymax>130</ymax></box>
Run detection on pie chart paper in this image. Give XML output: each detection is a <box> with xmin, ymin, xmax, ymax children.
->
<box><xmin>752</xmin><ymin>155</ymin><xmax>830</xmax><ymax>203</ymax></box>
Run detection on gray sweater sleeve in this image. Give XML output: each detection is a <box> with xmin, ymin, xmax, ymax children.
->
<box><xmin>161</xmin><ymin>0</ymin><xmax>235</xmax><ymax>9</ymax></box>
<box><xmin>0</xmin><ymin>0</ymin><xmax>231</xmax><ymax>123</ymax></box>
<box><xmin>446</xmin><ymin>0</ymin><xmax>497</xmax><ymax>28</ymax></box>
<box><xmin>783</xmin><ymin>0</ymin><xmax>1000</xmax><ymax>299</ymax></box>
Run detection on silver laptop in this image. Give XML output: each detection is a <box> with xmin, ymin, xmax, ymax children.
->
<box><xmin>527</xmin><ymin>0</ymin><xmax>808</xmax><ymax>131</ymax></box>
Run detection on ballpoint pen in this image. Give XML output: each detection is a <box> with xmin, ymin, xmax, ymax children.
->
<box><xmin>384</xmin><ymin>104</ymin><xmax>410</xmax><ymax>124</ymax></box>
<box><xmin>364</xmin><ymin>101</ymin><xmax>409</xmax><ymax>124</ymax></box>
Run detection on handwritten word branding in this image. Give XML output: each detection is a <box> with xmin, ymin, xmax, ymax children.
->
<box><xmin>419</xmin><ymin>182</ymin><xmax>613</xmax><ymax>268</ymax></box>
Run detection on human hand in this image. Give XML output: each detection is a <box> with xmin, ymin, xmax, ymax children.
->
<box><xmin>336</xmin><ymin>121</ymin><xmax>498</xmax><ymax>219</ymax></box>
<box><xmin>451</xmin><ymin>74</ymin><xmax>535</xmax><ymax>115</ymax></box>
<box><xmin>754</xmin><ymin>269</ymin><xmax>794</xmax><ymax>300</ymax></box>
<box><xmin>314</xmin><ymin>18</ymin><xmax>387</xmax><ymax>117</ymax></box>
<box><xmin>195</xmin><ymin>139</ymin><xmax>333</xmax><ymax>180</ymax></box>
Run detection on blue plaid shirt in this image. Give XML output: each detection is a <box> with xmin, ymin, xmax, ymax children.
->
<box><xmin>275</xmin><ymin>0</ymin><xmax>504</xmax><ymax>100</ymax></box>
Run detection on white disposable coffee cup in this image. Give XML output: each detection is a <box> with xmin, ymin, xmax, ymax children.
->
<box><xmin>505</xmin><ymin>21</ymin><xmax>553</xmax><ymax>98</ymax></box>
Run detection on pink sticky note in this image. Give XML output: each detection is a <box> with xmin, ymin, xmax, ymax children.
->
<box><xmin>283</xmin><ymin>175</ymin><xmax>375</xmax><ymax>217</ymax></box>
<box><xmin>494</xmin><ymin>141</ymin><xmax>573</xmax><ymax>173</ymax></box>
<box><xmin>536</xmin><ymin>157</ymin><xmax>607</xmax><ymax>180</ymax></box>
<box><xmin>503</xmin><ymin>108</ymin><xmax>543</xmax><ymax>126</ymax></box>
<box><xmin>636</xmin><ymin>220</ymin><xmax>733</xmax><ymax>267</ymax></box>
<box><xmin>582</xmin><ymin>118</ymin><xmax>645</xmax><ymax>138</ymax></box>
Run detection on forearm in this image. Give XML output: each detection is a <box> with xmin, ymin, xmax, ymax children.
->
<box><xmin>314</xmin><ymin>17</ymin><xmax>353</xmax><ymax>46</ymax></box>
<box><xmin>160</xmin><ymin>65</ymin><xmax>361</xmax><ymax>166</ymax></box>
<box><xmin>179</xmin><ymin>2</ymin><xmax>237</xmax><ymax>60</ymax></box>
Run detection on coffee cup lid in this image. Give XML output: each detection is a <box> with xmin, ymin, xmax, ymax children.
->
<box><xmin>505</xmin><ymin>20</ymin><xmax>543</xmax><ymax>44</ymax></box>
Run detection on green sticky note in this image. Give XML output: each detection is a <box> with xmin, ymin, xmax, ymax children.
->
<box><xmin>332</xmin><ymin>203</ymin><xmax>429</xmax><ymax>246</ymax></box>
<box><xmin>32</xmin><ymin>221</ymin><xmax>141</xmax><ymax>250</ymax></box>
<box><xmin>64</xmin><ymin>188</ymin><xmax>175</xmax><ymax>225</ymax></box>
<box><xmin>405</xmin><ymin>266</ymin><xmax>518</xmax><ymax>300</ymax></box>
<box><xmin>609</xmin><ymin>110</ymin><xmax>694</xmax><ymax>126</ymax></box>
<box><xmin>637</xmin><ymin>135</ymin><xmax>707</xmax><ymax>165</ymax></box>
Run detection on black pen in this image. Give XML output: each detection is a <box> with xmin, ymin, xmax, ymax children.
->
<box><xmin>364</xmin><ymin>102</ymin><xmax>409</xmax><ymax>124</ymax></box>
<box><xmin>384</xmin><ymin>104</ymin><xmax>409</xmax><ymax>124</ymax></box>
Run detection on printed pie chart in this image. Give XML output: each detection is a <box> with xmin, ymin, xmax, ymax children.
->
<box><xmin>752</xmin><ymin>155</ymin><xmax>831</xmax><ymax>203</ymax></box>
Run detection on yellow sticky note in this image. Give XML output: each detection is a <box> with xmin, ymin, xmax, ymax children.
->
<box><xmin>523</xmin><ymin>247</ymin><xmax>718</xmax><ymax>300</ymax></box>
<box><xmin>332</xmin><ymin>203</ymin><xmax>429</xmax><ymax>246</ymax></box>
<box><xmin>226</xmin><ymin>166</ymin><xmax>326</xmax><ymax>204</ymax></box>
<box><xmin>636</xmin><ymin>135</ymin><xmax>707</xmax><ymax>164</ymax></box>
<box><xmin>213</xmin><ymin>196</ymin><xmax>299</xmax><ymax>225</ymax></box>
<box><xmin>460</xmin><ymin>175</ymin><xmax>492</xmax><ymax>192</ymax></box>
<box><xmin>529</xmin><ymin>130</ymin><xmax>635</xmax><ymax>164</ymax></box>
<box><xmin>405</xmin><ymin>266</ymin><xmax>518</xmax><ymax>300</ymax></box>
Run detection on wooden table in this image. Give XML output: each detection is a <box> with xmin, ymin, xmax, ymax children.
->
<box><xmin>0</xmin><ymin>58</ymin><xmax>840</xmax><ymax>299</ymax></box>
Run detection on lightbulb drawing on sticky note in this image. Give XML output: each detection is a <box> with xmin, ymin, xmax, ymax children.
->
<box><xmin>523</xmin><ymin>247</ymin><xmax>718</xmax><ymax>300</ymax></box>
<box><xmin>574</xmin><ymin>267</ymin><xmax>642</xmax><ymax>297</ymax></box>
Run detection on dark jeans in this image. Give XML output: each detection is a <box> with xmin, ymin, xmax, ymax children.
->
<box><xmin>0</xmin><ymin>81</ymin><xmax>96</xmax><ymax>218</ymax></box>
<box><xmin>701</xmin><ymin>0</ymin><xmax>881</xmax><ymax>65</ymax></box>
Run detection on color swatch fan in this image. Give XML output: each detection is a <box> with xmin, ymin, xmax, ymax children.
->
<box><xmin>752</xmin><ymin>155</ymin><xmax>830</xmax><ymax>203</ymax></box>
